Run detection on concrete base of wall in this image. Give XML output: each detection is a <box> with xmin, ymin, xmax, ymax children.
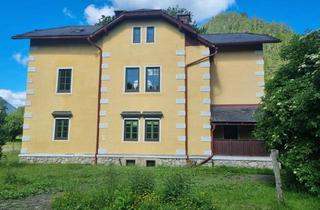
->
<box><xmin>19</xmin><ymin>154</ymin><xmax>272</xmax><ymax>168</ymax></box>
<box><xmin>213</xmin><ymin>155</ymin><xmax>272</xmax><ymax>168</ymax></box>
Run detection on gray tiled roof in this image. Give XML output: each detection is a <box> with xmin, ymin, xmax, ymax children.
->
<box><xmin>13</xmin><ymin>25</ymin><xmax>102</xmax><ymax>39</ymax></box>
<box><xmin>211</xmin><ymin>105</ymin><xmax>258</xmax><ymax>123</ymax></box>
<box><xmin>200</xmin><ymin>33</ymin><xmax>280</xmax><ymax>46</ymax></box>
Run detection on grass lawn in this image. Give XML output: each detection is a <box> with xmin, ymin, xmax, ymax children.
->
<box><xmin>0</xmin><ymin>142</ymin><xmax>319</xmax><ymax>209</ymax></box>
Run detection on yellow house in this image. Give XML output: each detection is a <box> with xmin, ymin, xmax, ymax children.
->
<box><xmin>13</xmin><ymin>10</ymin><xmax>280</xmax><ymax>167</ymax></box>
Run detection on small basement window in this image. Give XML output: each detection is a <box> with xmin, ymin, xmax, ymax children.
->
<box><xmin>126</xmin><ymin>160</ymin><xmax>136</xmax><ymax>166</ymax></box>
<box><xmin>146</xmin><ymin>160</ymin><xmax>156</xmax><ymax>167</ymax></box>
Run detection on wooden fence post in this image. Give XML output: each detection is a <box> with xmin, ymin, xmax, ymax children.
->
<box><xmin>271</xmin><ymin>149</ymin><xmax>284</xmax><ymax>203</ymax></box>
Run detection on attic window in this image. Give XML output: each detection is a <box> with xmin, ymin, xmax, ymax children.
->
<box><xmin>73</xmin><ymin>28</ymin><xmax>85</xmax><ymax>33</ymax></box>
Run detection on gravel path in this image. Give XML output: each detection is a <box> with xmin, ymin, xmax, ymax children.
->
<box><xmin>0</xmin><ymin>194</ymin><xmax>53</xmax><ymax>210</ymax></box>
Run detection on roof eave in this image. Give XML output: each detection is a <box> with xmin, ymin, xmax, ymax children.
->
<box><xmin>12</xmin><ymin>35</ymin><xmax>90</xmax><ymax>40</ymax></box>
<box><xmin>214</xmin><ymin>40</ymin><xmax>281</xmax><ymax>47</ymax></box>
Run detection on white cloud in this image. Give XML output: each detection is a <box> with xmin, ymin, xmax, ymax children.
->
<box><xmin>63</xmin><ymin>7</ymin><xmax>75</xmax><ymax>19</ymax></box>
<box><xmin>84</xmin><ymin>4</ymin><xmax>115</xmax><ymax>25</ymax></box>
<box><xmin>12</xmin><ymin>53</ymin><xmax>29</xmax><ymax>66</ymax></box>
<box><xmin>0</xmin><ymin>89</ymin><xmax>26</xmax><ymax>108</ymax></box>
<box><xmin>84</xmin><ymin>0</ymin><xmax>235</xmax><ymax>24</ymax></box>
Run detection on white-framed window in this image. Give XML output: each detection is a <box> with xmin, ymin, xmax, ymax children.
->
<box><xmin>132</xmin><ymin>26</ymin><xmax>141</xmax><ymax>43</ymax></box>
<box><xmin>53</xmin><ymin>118</ymin><xmax>70</xmax><ymax>140</ymax></box>
<box><xmin>145</xmin><ymin>66</ymin><xmax>161</xmax><ymax>92</ymax></box>
<box><xmin>144</xmin><ymin>118</ymin><xmax>161</xmax><ymax>142</ymax></box>
<box><xmin>145</xmin><ymin>26</ymin><xmax>155</xmax><ymax>43</ymax></box>
<box><xmin>56</xmin><ymin>67</ymin><xmax>73</xmax><ymax>94</ymax></box>
<box><xmin>123</xmin><ymin>118</ymin><xmax>139</xmax><ymax>142</ymax></box>
<box><xmin>124</xmin><ymin>67</ymin><xmax>140</xmax><ymax>92</ymax></box>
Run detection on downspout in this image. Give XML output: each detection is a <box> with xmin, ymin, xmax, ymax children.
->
<box><xmin>87</xmin><ymin>36</ymin><xmax>103</xmax><ymax>165</ymax></box>
<box><xmin>198</xmin><ymin>121</ymin><xmax>215</xmax><ymax>166</ymax></box>
<box><xmin>185</xmin><ymin>47</ymin><xmax>218</xmax><ymax>165</ymax></box>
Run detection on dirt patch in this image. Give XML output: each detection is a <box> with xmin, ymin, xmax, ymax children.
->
<box><xmin>0</xmin><ymin>193</ymin><xmax>54</xmax><ymax>210</ymax></box>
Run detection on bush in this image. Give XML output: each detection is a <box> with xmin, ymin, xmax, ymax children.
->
<box><xmin>0</xmin><ymin>99</ymin><xmax>7</xmax><ymax>159</ymax></box>
<box><xmin>161</xmin><ymin>172</ymin><xmax>191</xmax><ymax>202</ymax></box>
<box><xmin>52</xmin><ymin>169</ymin><xmax>217</xmax><ymax>209</ymax></box>
<box><xmin>256</xmin><ymin>30</ymin><xmax>320</xmax><ymax>195</ymax></box>
<box><xmin>129</xmin><ymin>169</ymin><xmax>155</xmax><ymax>196</ymax></box>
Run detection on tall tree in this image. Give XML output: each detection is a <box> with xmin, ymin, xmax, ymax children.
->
<box><xmin>256</xmin><ymin>30</ymin><xmax>320</xmax><ymax>195</ymax></box>
<box><xmin>3</xmin><ymin>107</ymin><xmax>24</xmax><ymax>142</ymax></box>
<box><xmin>165</xmin><ymin>5</ymin><xmax>207</xmax><ymax>33</ymax></box>
<box><xmin>96</xmin><ymin>15</ymin><xmax>113</xmax><ymax>26</ymax></box>
<box><xmin>204</xmin><ymin>12</ymin><xmax>295</xmax><ymax>79</ymax></box>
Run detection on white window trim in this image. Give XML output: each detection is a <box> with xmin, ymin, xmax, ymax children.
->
<box><xmin>143</xmin><ymin>118</ymin><xmax>161</xmax><ymax>143</ymax></box>
<box><xmin>122</xmin><ymin>118</ymin><xmax>140</xmax><ymax>143</ymax></box>
<box><xmin>144</xmin><ymin>26</ymin><xmax>156</xmax><ymax>44</ymax></box>
<box><xmin>55</xmin><ymin>67</ymin><xmax>73</xmax><ymax>95</ymax></box>
<box><xmin>132</xmin><ymin>26</ymin><xmax>142</xmax><ymax>44</ymax></box>
<box><xmin>144</xmin><ymin>65</ymin><xmax>162</xmax><ymax>94</ymax></box>
<box><xmin>123</xmin><ymin>66</ymin><xmax>141</xmax><ymax>94</ymax></box>
<box><xmin>52</xmin><ymin>117</ymin><xmax>71</xmax><ymax>141</ymax></box>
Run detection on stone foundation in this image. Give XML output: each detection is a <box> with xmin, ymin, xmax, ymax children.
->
<box><xmin>19</xmin><ymin>155</ymin><xmax>271</xmax><ymax>168</ymax></box>
<box><xmin>213</xmin><ymin>156</ymin><xmax>272</xmax><ymax>169</ymax></box>
<box><xmin>20</xmin><ymin>155</ymin><xmax>95</xmax><ymax>164</ymax></box>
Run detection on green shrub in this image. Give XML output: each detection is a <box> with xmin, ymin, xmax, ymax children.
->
<box><xmin>161</xmin><ymin>172</ymin><xmax>191</xmax><ymax>202</ymax></box>
<box><xmin>256</xmin><ymin>30</ymin><xmax>320</xmax><ymax>195</ymax></box>
<box><xmin>129</xmin><ymin>169</ymin><xmax>155</xmax><ymax>196</ymax></box>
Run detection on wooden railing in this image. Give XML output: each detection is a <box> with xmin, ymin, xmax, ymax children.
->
<box><xmin>213</xmin><ymin>139</ymin><xmax>269</xmax><ymax>156</ymax></box>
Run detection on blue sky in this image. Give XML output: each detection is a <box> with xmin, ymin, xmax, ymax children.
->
<box><xmin>0</xmin><ymin>0</ymin><xmax>319</xmax><ymax>107</ymax></box>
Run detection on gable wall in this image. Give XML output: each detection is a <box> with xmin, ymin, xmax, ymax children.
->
<box><xmin>211</xmin><ymin>45</ymin><xmax>265</xmax><ymax>105</ymax></box>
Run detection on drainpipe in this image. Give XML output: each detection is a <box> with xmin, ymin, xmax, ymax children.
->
<box><xmin>87</xmin><ymin>36</ymin><xmax>103</xmax><ymax>165</ymax></box>
<box><xmin>198</xmin><ymin>121</ymin><xmax>215</xmax><ymax>166</ymax></box>
<box><xmin>184</xmin><ymin>47</ymin><xmax>218</xmax><ymax>165</ymax></box>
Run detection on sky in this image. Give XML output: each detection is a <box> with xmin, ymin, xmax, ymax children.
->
<box><xmin>0</xmin><ymin>0</ymin><xmax>319</xmax><ymax>107</ymax></box>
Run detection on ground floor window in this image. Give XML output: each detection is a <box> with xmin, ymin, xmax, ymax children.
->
<box><xmin>145</xmin><ymin>119</ymin><xmax>160</xmax><ymax>142</ymax></box>
<box><xmin>124</xmin><ymin>119</ymin><xmax>139</xmax><ymax>141</ymax></box>
<box><xmin>54</xmin><ymin>118</ymin><xmax>70</xmax><ymax>140</ymax></box>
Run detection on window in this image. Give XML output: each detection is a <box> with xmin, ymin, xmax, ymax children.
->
<box><xmin>145</xmin><ymin>67</ymin><xmax>160</xmax><ymax>92</ymax></box>
<box><xmin>146</xmin><ymin>160</ymin><xmax>156</xmax><ymax>167</ymax></box>
<box><xmin>125</xmin><ymin>67</ymin><xmax>140</xmax><ymax>92</ymax></box>
<box><xmin>54</xmin><ymin>118</ymin><xmax>70</xmax><ymax>140</ymax></box>
<box><xmin>124</xmin><ymin>119</ymin><xmax>139</xmax><ymax>141</ymax></box>
<box><xmin>57</xmin><ymin>68</ymin><xmax>72</xmax><ymax>93</ymax></box>
<box><xmin>132</xmin><ymin>27</ymin><xmax>141</xmax><ymax>43</ymax></box>
<box><xmin>145</xmin><ymin>119</ymin><xmax>160</xmax><ymax>142</ymax></box>
<box><xmin>126</xmin><ymin>160</ymin><xmax>136</xmax><ymax>166</ymax></box>
<box><xmin>224</xmin><ymin>125</ymin><xmax>238</xmax><ymax>140</ymax></box>
<box><xmin>146</xmin><ymin>26</ymin><xmax>155</xmax><ymax>43</ymax></box>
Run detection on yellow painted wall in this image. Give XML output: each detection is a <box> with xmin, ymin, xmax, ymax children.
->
<box><xmin>21</xmin><ymin>18</ymin><xmax>263</xmax><ymax>158</ymax></box>
<box><xmin>22</xmin><ymin>41</ymin><xmax>99</xmax><ymax>154</ymax></box>
<box><xmin>21</xmin><ymin>19</ymin><xmax>212</xmax><ymax>157</ymax></box>
<box><xmin>186</xmin><ymin>46</ymin><xmax>211</xmax><ymax>156</ymax></box>
<box><xmin>98</xmin><ymin>20</ymin><xmax>210</xmax><ymax>156</ymax></box>
<box><xmin>211</xmin><ymin>48</ymin><xmax>264</xmax><ymax>105</ymax></box>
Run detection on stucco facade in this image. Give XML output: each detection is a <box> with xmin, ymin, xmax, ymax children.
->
<box><xmin>15</xmin><ymin>10</ymin><xmax>279</xmax><ymax>167</ymax></box>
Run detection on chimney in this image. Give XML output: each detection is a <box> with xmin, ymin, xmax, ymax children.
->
<box><xmin>114</xmin><ymin>10</ymin><xmax>125</xmax><ymax>17</ymax></box>
<box><xmin>177</xmin><ymin>14</ymin><xmax>191</xmax><ymax>24</ymax></box>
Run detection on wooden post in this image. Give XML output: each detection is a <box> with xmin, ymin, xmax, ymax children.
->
<box><xmin>271</xmin><ymin>149</ymin><xmax>284</xmax><ymax>203</ymax></box>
